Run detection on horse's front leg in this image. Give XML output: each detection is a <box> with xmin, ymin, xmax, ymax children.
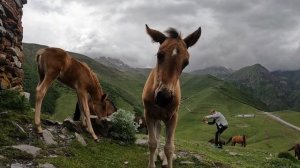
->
<box><xmin>145</xmin><ymin>113</ymin><xmax>158</xmax><ymax>168</ymax></box>
<box><xmin>79</xmin><ymin>93</ymin><xmax>98</xmax><ymax>141</ymax></box>
<box><xmin>164</xmin><ymin>112</ymin><xmax>178</xmax><ymax>168</ymax></box>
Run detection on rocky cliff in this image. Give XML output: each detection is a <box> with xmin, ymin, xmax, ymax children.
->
<box><xmin>0</xmin><ymin>0</ymin><xmax>26</xmax><ymax>92</ymax></box>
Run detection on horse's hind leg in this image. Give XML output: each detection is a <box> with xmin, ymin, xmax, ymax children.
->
<box><xmin>35</xmin><ymin>73</ymin><xmax>57</xmax><ymax>133</ymax></box>
<box><xmin>164</xmin><ymin>112</ymin><xmax>178</xmax><ymax>168</ymax></box>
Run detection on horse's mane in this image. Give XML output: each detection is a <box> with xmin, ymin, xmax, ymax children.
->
<box><xmin>165</xmin><ymin>28</ymin><xmax>181</xmax><ymax>39</ymax></box>
<box><xmin>81</xmin><ymin>62</ymin><xmax>103</xmax><ymax>96</ymax></box>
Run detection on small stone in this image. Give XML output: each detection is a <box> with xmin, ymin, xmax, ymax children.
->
<box><xmin>58</xmin><ymin>134</ymin><xmax>66</xmax><ymax>139</ymax></box>
<box><xmin>11</xmin><ymin>163</ymin><xmax>26</xmax><ymax>168</ymax></box>
<box><xmin>0</xmin><ymin>155</ymin><xmax>6</xmax><ymax>160</ymax></box>
<box><xmin>229</xmin><ymin>152</ymin><xmax>238</xmax><ymax>156</ymax></box>
<box><xmin>63</xmin><ymin>118</ymin><xmax>83</xmax><ymax>133</ymax></box>
<box><xmin>42</xmin><ymin>130</ymin><xmax>57</xmax><ymax>145</ymax></box>
<box><xmin>124</xmin><ymin>161</ymin><xmax>129</xmax><ymax>165</ymax></box>
<box><xmin>0</xmin><ymin>111</ymin><xmax>8</xmax><ymax>115</ymax></box>
<box><xmin>135</xmin><ymin>139</ymin><xmax>148</xmax><ymax>146</ymax></box>
<box><xmin>75</xmin><ymin>133</ymin><xmax>87</xmax><ymax>146</ymax></box>
<box><xmin>193</xmin><ymin>154</ymin><xmax>202</xmax><ymax>161</ymax></box>
<box><xmin>39</xmin><ymin>163</ymin><xmax>56</xmax><ymax>168</ymax></box>
<box><xmin>12</xmin><ymin>144</ymin><xmax>41</xmax><ymax>157</ymax></box>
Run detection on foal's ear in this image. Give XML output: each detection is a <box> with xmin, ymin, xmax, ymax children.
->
<box><xmin>146</xmin><ymin>24</ymin><xmax>166</xmax><ymax>44</ymax></box>
<box><xmin>184</xmin><ymin>27</ymin><xmax>201</xmax><ymax>48</ymax></box>
<box><xmin>101</xmin><ymin>94</ymin><xmax>108</xmax><ymax>101</ymax></box>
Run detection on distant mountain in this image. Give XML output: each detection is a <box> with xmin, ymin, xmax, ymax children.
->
<box><xmin>227</xmin><ymin>64</ymin><xmax>289</xmax><ymax>111</ymax></box>
<box><xmin>23</xmin><ymin>43</ymin><xmax>300</xmax><ymax>114</ymax></box>
<box><xmin>190</xmin><ymin>66</ymin><xmax>234</xmax><ymax>78</ymax></box>
<box><xmin>95</xmin><ymin>57</ymin><xmax>131</xmax><ymax>72</ymax></box>
<box><xmin>273</xmin><ymin>70</ymin><xmax>300</xmax><ymax>111</ymax></box>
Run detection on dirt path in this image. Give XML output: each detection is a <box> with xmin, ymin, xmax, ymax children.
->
<box><xmin>263</xmin><ymin>112</ymin><xmax>300</xmax><ymax>131</ymax></box>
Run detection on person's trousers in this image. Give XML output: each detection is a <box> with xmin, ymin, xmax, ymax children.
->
<box><xmin>215</xmin><ymin>125</ymin><xmax>228</xmax><ymax>146</ymax></box>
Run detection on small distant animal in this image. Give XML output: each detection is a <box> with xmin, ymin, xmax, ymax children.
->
<box><xmin>208</xmin><ymin>138</ymin><xmax>225</xmax><ymax>146</ymax></box>
<box><xmin>226</xmin><ymin>135</ymin><xmax>246</xmax><ymax>147</ymax></box>
<box><xmin>288</xmin><ymin>143</ymin><xmax>300</xmax><ymax>160</ymax></box>
<box><xmin>134</xmin><ymin>116</ymin><xmax>148</xmax><ymax>134</ymax></box>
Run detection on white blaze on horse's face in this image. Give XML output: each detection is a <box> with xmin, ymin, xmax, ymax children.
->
<box><xmin>171</xmin><ymin>48</ymin><xmax>178</xmax><ymax>57</ymax></box>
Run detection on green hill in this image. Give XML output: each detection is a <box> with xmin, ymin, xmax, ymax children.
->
<box><xmin>177</xmin><ymin>74</ymin><xmax>300</xmax><ymax>153</ymax></box>
<box><xmin>23</xmin><ymin>43</ymin><xmax>144</xmax><ymax>120</ymax></box>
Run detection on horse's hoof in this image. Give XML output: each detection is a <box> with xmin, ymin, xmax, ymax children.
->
<box><xmin>94</xmin><ymin>139</ymin><xmax>100</xmax><ymax>143</ymax></box>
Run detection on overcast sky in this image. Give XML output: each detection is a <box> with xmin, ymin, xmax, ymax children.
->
<box><xmin>23</xmin><ymin>0</ymin><xmax>300</xmax><ymax>71</ymax></box>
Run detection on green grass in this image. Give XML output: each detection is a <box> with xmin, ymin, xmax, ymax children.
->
<box><xmin>273</xmin><ymin>110</ymin><xmax>300</xmax><ymax>128</ymax></box>
<box><xmin>20</xmin><ymin>43</ymin><xmax>300</xmax><ymax>167</ymax></box>
<box><xmin>177</xmin><ymin>75</ymin><xmax>300</xmax><ymax>154</ymax></box>
<box><xmin>52</xmin><ymin>90</ymin><xmax>77</xmax><ymax>121</ymax></box>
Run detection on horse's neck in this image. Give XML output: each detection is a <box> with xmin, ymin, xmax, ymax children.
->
<box><xmin>88</xmin><ymin>83</ymin><xmax>102</xmax><ymax>101</ymax></box>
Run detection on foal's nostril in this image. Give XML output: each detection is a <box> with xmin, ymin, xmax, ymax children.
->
<box><xmin>155</xmin><ymin>90</ymin><xmax>173</xmax><ymax>107</ymax></box>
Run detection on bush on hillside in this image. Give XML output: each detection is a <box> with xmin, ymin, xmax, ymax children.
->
<box><xmin>278</xmin><ymin>152</ymin><xmax>299</xmax><ymax>162</ymax></box>
<box><xmin>0</xmin><ymin>90</ymin><xmax>30</xmax><ymax>112</ymax></box>
<box><xmin>110</xmin><ymin>109</ymin><xmax>136</xmax><ymax>144</ymax></box>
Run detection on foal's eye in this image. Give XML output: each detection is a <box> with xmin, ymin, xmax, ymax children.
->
<box><xmin>157</xmin><ymin>51</ymin><xmax>165</xmax><ymax>63</ymax></box>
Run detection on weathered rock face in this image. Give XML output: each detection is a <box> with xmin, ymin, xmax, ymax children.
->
<box><xmin>0</xmin><ymin>0</ymin><xmax>26</xmax><ymax>91</ymax></box>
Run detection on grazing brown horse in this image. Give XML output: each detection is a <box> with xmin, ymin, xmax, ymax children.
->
<box><xmin>142</xmin><ymin>25</ymin><xmax>201</xmax><ymax>168</ymax></box>
<box><xmin>288</xmin><ymin>143</ymin><xmax>300</xmax><ymax>160</ymax></box>
<box><xmin>73</xmin><ymin>99</ymin><xmax>117</xmax><ymax>122</ymax></box>
<box><xmin>226</xmin><ymin>135</ymin><xmax>246</xmax><ymax>147</ymax></box>
<box><xmin>35</xmin><ymin>47</ymin><xmax>109</xmax><ymax>141</ymax></box>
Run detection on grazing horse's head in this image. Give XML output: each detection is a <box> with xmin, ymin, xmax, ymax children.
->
<box><xmin>146</xmin><ymin>25</ymin><xmax>201</xmax><ymax>107</ymax></box>
<box><xmin>105</xmin><ymin>99</ymin><xmax>117</xmax><ymax>116</ymax></box>
<box><xmin>92</xmin><ymin>94</ymin><xmax>110</xmax><ymax>119</ymax></box>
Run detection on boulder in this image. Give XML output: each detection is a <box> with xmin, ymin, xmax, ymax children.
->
<box><xmin>63</xmin><ymin>118</ymin><xmax>83</xmax><ymax>133</ymax></box>
<box><xmin>0</xmin><ymin>73</ymin><xmax>10</xmax><ymax>89</ymax></box>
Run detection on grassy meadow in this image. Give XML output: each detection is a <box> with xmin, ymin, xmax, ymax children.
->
<box><xmin>16</xmin><ymin>43</ymin><xmax>300</xmax><ymax>167</ymax></box>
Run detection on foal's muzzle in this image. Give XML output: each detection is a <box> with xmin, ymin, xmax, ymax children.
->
<box><xmin>155</xmin><ymin>88</ymin><xmax>173</xmax><ymax>107</ymax></box>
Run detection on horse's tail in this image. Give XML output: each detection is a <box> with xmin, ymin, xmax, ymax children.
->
<box><xmin>226</xmin><ymin>136</ymin><xmax>232</xmax><ymax>145</ymax></box>
<box><xmin>243</xmin><ymin>135</ymin><xmax>246</xmax><ymax>147</ymax></box>
<box><xmin>73</xmin><ymin>102</ymin><xmax>81</xmax><ymax>121</ymax></box>
<box><xmin>288</xmin><ymin>146</ymin><xmax>295</xmax><ymax>151</ymax></box>
<box><xmin>36</xmin><ymin>48</ymin><xmax>47</xmax><ymax>78</ymax></box>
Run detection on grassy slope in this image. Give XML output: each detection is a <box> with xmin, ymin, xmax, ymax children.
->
<box><xmin>177</xmin><ymin>74</ymin><xmax>300</xmax><ymax>153</ymax></box>
<box><xmin>21</xmin><ymin>43</ymin><xmax>300</xmax><ymax>167</ymax></box>
<box><xmin>273</xmin><ymin>110</ymin><xmax>300</xmax><ymax>128</ymax></box>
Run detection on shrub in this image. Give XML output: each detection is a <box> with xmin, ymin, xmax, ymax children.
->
<box><xmin>110</xmin><ymin>109</ymin><xmax>136</xmax><ymax>144</ymax></box>
<box><xmin>0</xmin><ymin>90</ymin><xmax>30</xmax><ymax>112</ymax></box>
<box><xmin>278</xmin><ymin>152</ymin><xmax>298</xmax><ymax>162</ymax></box>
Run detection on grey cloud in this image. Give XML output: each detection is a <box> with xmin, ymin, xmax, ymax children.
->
<box><xmin>23</xmin><ymin>0</ymin><xmax>300</xmax><ymax>71</ymax></box>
